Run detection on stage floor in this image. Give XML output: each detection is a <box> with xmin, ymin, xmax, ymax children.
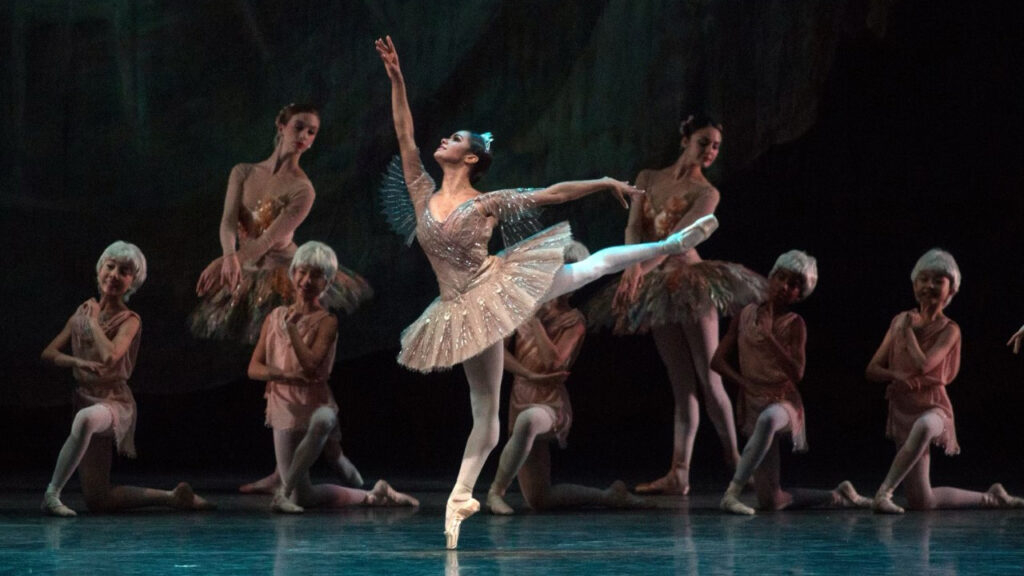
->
<box><xmin>3</xmin><ymin>476</ymin><xmax>1024</xmax><ymax>575</ymax></box>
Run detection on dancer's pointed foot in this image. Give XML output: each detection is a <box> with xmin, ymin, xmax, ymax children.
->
<box><xmin>41</xmin><ymin>489</ymin><xmax>76</xmax><ymax>517</ymax></box>
<box><xmin>872</xmin><ymin>490</ymin><xmax>904</xmax><ymax>514</ymax></box>
<box><xmin>367</xmin><ymin>480</ymin><xmax>419</xmax><ymax>507</ymax></box>
<box><xmin>336</xmin><ymin>455</ymin><xmax>365</xmax><ymax>488</ymax></box>
<box><xmin>271</xmin><ymin>486</ymin><xmax>304</xmax><ymax>514</ymax></box>
<box><xmin>444</xmin><ymin>498</ymin><xmax>480</xmax><ymax>549</ymax></box>
<box><xmin>239</xmin><ymin>473</ymin><xmax>280</xmax><ymax>494</ymax></box>
<box><xmin>986</xmin><ymin>483</ymin><xmax>1024</xmax><ymax>508</ymax></box>
<box><xmin>835</xmin><ymin>480</ymin><xmax>872</xmax><ymax>508</ymax></box>
<box><xmin>635</xmin><ymin>467</ymin><xmax>689</xmax><ymax>496</ymax></box>
<box><xmin>486</xmin><ymin>489</ymin><xmax>514</xmax><ymax>515</ymax></box>
<box><xmin>606</xmin><ymin>480</ymin><xmax>646</xmax><ymax>508</ymax></box>
<box><xmin>663</xmin><ymin>214</ymin><xmax>719</xmax><ymax>254</ymax></box>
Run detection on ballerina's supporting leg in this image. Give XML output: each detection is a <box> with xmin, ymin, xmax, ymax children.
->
<box><xmin>635</xmin><ymin>324</ymin><xmax>700</xmax><ymax>495</ymax></box>
<box><xmin>683</xmin><ymin>312</ymin><xmax>741</xmax><ymax>467</ymax></box>
<box><xmin>445</xmin><ymin>341</ymin><xmax>503</xmax><ymax>548</ymax></box>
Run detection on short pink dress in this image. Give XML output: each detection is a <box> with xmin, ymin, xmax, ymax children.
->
<box><xmin>587</xmin><ymin>181</ymin><xmax>765</xmax><ymax>333</ymax></box>
<box><xmin>735</xmin><ymin>303</ymin><xmax>807</xmax><ymax>452</ymax></box>
<box><xmin>70</xmin><ymin>303</ymin><xmax>141</xmax><ymax>457</ymax></box>
<box><xmin>397</xmin><ymin>154</ymin><xmax>573</xmax><ymax>372</ymax></box>
<box><xmin>508</xmin><ymin>307</ymin><xmax>586</xmax><ymax>449</ymax></box>
<box><xmin>262</xmin><ymin>307</ymin><xmax>340</xmax><ymax>432</ymax></box>
<box><xmin>882</xmin><ymin>312</ymin><xmax>960</xmax><ymax>455</ymax></box>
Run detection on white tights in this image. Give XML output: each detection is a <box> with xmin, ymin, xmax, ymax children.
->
<box><xmin>876</xmin><ymin>411</ymin><xmax>995</xmax><ymax>509</ymax></box>
<box><xmin>275</xmin><ymin>407</ymin><xmax>368</xmax><ymax>508</ymax></box>
<box><xmin>47</xmin><ymin>405</ymin><xmax>191</xmax><ymax>511</ymax></box>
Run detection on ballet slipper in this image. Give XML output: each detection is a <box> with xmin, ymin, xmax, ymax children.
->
<box><xmin>239</xmin><ymin>473</ymin><xmax>280</xmax><ymax>494</ymax></box>
<box><xmin>444</xmin><ymin>498</ymin><xmax>480</xmax><ymax>550</ymax></box>
<box><xmin>41</xmin><ymin>489</ymin><xmax>77</xmax><ymax>517</ymax></box>
<box><xmin>835</xmin><ymin>480</ymin><xmax>872</xmax><ymax>508</ymax></box>
<box><xmin>872</xmin><ymin>488</ymin><xmax>904</xmax><ymax>515</ymax></box>
<box><xmin>486</xmin><ymin>489</ymin><xmax>514</xmax><ymax>515</ymax></box>
<box><xmin>985</xmin><ymin>483</ymin><xmax>1024</xmax><ymax>509</ymax></box>
<box><xmin>606</xmin><ymin>480</ymin><xmax>646</xmax><ymax>508</ymax></box>
<box><xmin>662</xmin><ymin>214</ymin><xmax>719</xmax><ymax>254</ymax></box>
<box><xmin>336</xmin><ymin>456</ymin><xmax>365</xmax><ymax>488</ymax></box>
<box><xmin>720</xmin><ymin>482</ymin><xmax>755</xmax><ymax>515</ymax></box>
<box><xmin>635</xmin><ymin>465</ymin><xmax>690</xmax><ymax>496</ymax></box>
<box><xmin>367</xmin><ymin>480</ymin><xmax>419</xmax><ymax>507</ymax></box>
<box><xmin>271</xmin><ymin>485</ymin><xmax>304</xmax><ymax>514</ymax></box>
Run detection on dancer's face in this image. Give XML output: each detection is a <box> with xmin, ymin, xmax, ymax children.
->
<box><xmin>292</xmin><ymin>265</ymin><xmax>329</xmax><ymax>302</ymax></box>
<box><xmin>913</xmin><ymin>269</ymin><xmax>952</xmax><ymax>309</ymax></box>
<box><xmin>97</xmin><ymin>259</ymin><xmax>135</xmax><ymax>299</ymax></box>
<box><xmin>680</xmin><ymin>126</ymin><xmax>722</xmax><ymax>169</ymax></box>
<box><xmin>277</xmin><ymin>112</ymin><xmax>320</xmax><ymax>154</ymax></box>
<box><xmin>769</xmin><ymin>269</ymin><xmax>804</xmax><ymax>306</ymax></box>
<box><xmin>434</xmin><ymin>131</ymin><xmax>478</xmax><ymax>168</ymax></box>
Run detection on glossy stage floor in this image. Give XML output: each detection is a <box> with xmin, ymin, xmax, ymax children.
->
<box><xmin>3</xmin><ymin>475</ymin><xmax>1024</xmax><ymax>575</ymax></box>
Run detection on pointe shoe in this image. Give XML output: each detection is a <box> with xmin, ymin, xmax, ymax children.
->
<box><xmin>41</xmin><ymin>490</ymin><xmax>76</xmax><ymax>517</ymax></box>
<box><xmin>486</xmin><ymin>489</ymin><xmax>514</xmax><ymax>515</ymax></box>
<box><xmin>986</xmin><ymin>483</ymin><xmax>1024</xmax><ymax>509</ymax></box>
<box><xmin>367</xmin><ymin>479</ymin><xmax>419</xmax><ymax>507</ymax></box>
<box><xmin>835</xmin><ymin>481</ymin><xmax>872</xmax><ymax>508</ymax></box>
<box><xmin>663</xmin><ymin>214</ymin><xmax>719</xmax><ymax>254</ymax></box>
<box><xmin>872</xmin><ymin>491</ymin><xmax>904</xmax><ymax>515</ymax></box>
<box><xmin>720</xmin><ymin>492</ymin><xmax>756</xmax><ymax>515</ymax></box>
<box><xmin>444</xmin><ymin>498</ymin><xmax>480</xmax><ymax>550</ymax></box>
<box><xmin>271</xmin><ymin>486</ymin><xmax>304</xmax><ymax>514</ymax></box>
<box><xmin>635</xmin><ymin>468</ymin><xmax>690</xmax><ymax>496</ymax></box>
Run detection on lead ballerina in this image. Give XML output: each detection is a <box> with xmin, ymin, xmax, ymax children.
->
<box><xmin>375</xmin><ymin>36</ymin><xmax>718</xmax><ymax>549</ymax></box>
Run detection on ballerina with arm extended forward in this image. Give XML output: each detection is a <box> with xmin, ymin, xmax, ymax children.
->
<box><xmin>376</xmin><ymin>35</ymin><xmax>716</xmax><ymax>548</ymax></box>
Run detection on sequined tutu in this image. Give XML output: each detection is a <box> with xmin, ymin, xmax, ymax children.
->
<box><xmin>398</xmin><ymin>222</ymin><xmax>573</xmax><ymax>372</ymax></box>
<box><xmin>587</xmin><ymin>256</ymin><xmax>766</xmax><ymax>334</ymax></box>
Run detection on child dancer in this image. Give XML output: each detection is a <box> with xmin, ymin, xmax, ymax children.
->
<box><xmin>714</xmin><ymin>251</ymin><xmax>869</xmax><ymax>514</ymax></box>
<box><xmin>377</xmin><ymin>35</ymin><xmax>717</xmax><ymax>548</ymax></box>
<box><xmin>868</xmin><ymin>249</ymin><xmax>1024</xmax><ymax>513</ymax></box>
<box><xmin>486</xmin><ymin>243</ymin><xmax>645</xmax><ymax>515</ymax></box>
<box><xmin>248</xmin><ymin>241</ymin><xmax>417</xmax><ymax>513</ymax></box>
<box><xmin>42</xmin><ymin>241</ymin><xmax>213</xmax><ymax>516</ymax></box>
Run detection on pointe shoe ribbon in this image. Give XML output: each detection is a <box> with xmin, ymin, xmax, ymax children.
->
<box><xmin>444</xmin><ymin>498</ymin><xmax>480</xmax><ymax>549</ymax></box>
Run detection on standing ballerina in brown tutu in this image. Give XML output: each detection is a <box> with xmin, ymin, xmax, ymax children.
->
<box><xmin>588</xmin><ymin>115</ymin><xmax>765</xmax><ymax>496</ymax></box>
<box><xmin>376</xmin><ymin>35</ymin><xmax>718</xmax><ymax>548</ymax></box>
<box><xmin>191</xmin><ymin>103</ymin><xmax>370</xmax><ymax>493</ymax></box>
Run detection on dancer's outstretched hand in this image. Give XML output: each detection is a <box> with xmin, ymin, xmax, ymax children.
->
<box><xmin>1008</xmin><ymin>325</ymin><xmax>1024</xmax><ymax>354</ymax></box>
<box><xmin>605</xmin><ymin>178</ymin><xmax>644</xmax><ymax>209</ymax></box>
<box><xmin>375</xmin><ymin>35</ymin><xmax>403</xmax><ymax>81</ymax></box>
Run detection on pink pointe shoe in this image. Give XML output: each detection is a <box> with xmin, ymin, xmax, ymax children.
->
<box><xmin>663</xmin><ymin>214</ymin><xmax>719</xmax><ymax>254</ymax></box>
<box><xmin>444</xmin><ymin>498</ymin><xmax>480</xmax><ymax>549</ymax></box>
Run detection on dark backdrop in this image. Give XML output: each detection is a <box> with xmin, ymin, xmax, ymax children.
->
<box><xmin>2</xmin><ymin>0</ymin><xmax>1022</xmax><ymax>489</ymax></box>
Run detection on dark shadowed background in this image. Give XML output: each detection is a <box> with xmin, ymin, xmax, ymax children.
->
<box><xmin>2</xmin><ymin>0</ymin><xmax>1022</xmax><ymax>490</ymax></box>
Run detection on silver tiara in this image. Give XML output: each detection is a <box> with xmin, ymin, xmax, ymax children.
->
<box><xmin>479</xmin><ymin>132</ymin><xmax>494</xmax><ymax>152</ymax></box>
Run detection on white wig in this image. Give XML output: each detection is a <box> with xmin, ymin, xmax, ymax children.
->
<box><xmin>563</xmin><ymin>241</ymin><xmax>591</xmax><ymax>265</ymax></box>
<box><xmin>290</xmin><ymin>241</ymin><xmax>338</xmax><ymax>281</ymax></box>
<box><xmin>769</xmin><ymin>250</ymin><xmax>818</xmax><ymax>300</ymax></box>
<box><xmin>911</xmin><ymin>248</ymin><xmax>961</xmax><ymax>306</ymax></box>
<box><xmin>96</xmin><ymin>241</ymin><xmax>147</xmax><ymax>300</ymax></box>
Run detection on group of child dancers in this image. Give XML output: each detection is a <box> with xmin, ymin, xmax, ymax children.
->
<box><xmin>38</xmin><ymin>36</ymin><xmax>1024</xmax><ymax>550</ymax></box>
